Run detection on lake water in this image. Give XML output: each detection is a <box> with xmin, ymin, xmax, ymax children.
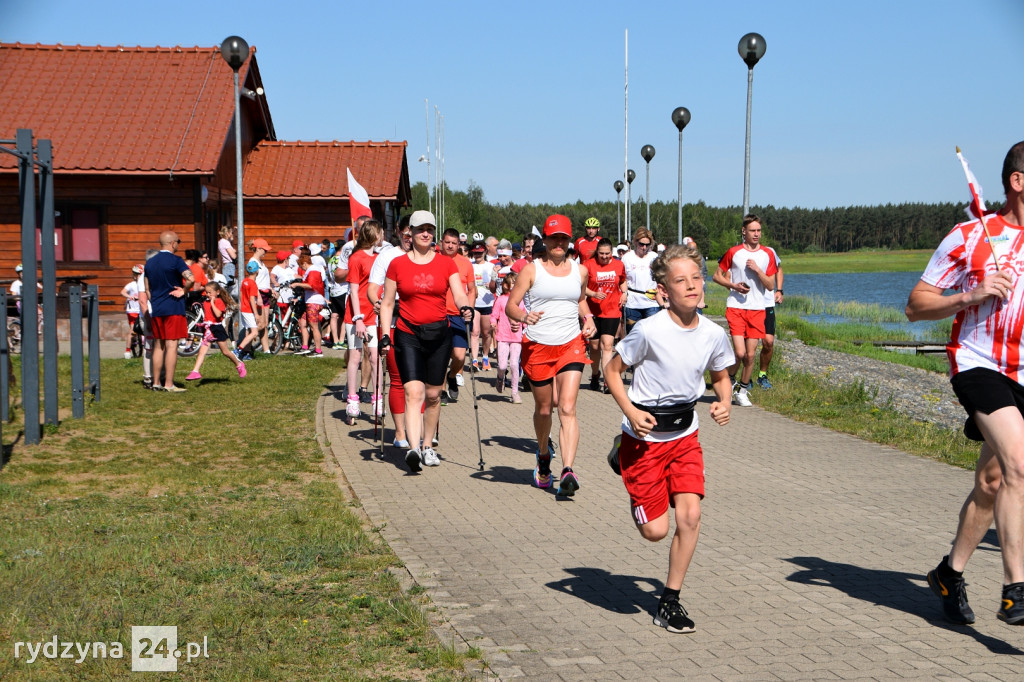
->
<box><xmin>784</xmin><ymin>271</ymin><xmax>946</xmax><ymax>340</ymax></box>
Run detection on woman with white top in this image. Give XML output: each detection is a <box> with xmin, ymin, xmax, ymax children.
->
<box><xmin>621</xmin><ymin>227</ymin><xmax>662</xmax><ymax>336</ymax></box>
<box><xmin>506</xmin><ymin>214</ymin><xmax>597</xmax><ymax>497</ymax></box>
<box><xmin>470</xmin><ymin>242</ymin><xmax>495</xmax><ymax>371</ymax></box>
<box><xmin>217</xmin><ymin>225</ymin><xmax>237</xmax><ymax>284</ymax></box>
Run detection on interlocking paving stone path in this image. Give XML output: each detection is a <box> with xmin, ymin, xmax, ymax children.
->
<box><xmin>320</xmin><ymin>372</ymin><xmax>1022</xmax><ymax>680</ymax></box>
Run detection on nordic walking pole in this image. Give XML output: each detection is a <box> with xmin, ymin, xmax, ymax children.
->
<box><xmin>377</xmin><ymin>324</ymin><xmax>387</xmax><ymax>460</ymax></box>
<box><xmin>373</xmin><ymin>322</ymin><xmax>382</xmax><ymax>444</ymax></box>
<box><xmin>462</xmin><ymin>306</ymin><xmax>485</xmax><ymax>470</ymax></box>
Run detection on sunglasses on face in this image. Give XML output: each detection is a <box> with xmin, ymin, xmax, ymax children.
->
<box><xmin>637</xmin><ymin>241</ymin><xmax>651</xmax><ymax>247</ymax></box>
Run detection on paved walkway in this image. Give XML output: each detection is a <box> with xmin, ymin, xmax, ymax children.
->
<box><xmin>321</xmin><ymin>371</ymin><xmax>1022</xmax><ymax>680</ymax></box>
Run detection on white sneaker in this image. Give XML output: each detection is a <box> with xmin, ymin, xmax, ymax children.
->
<box><xmin>734</xmin><ymin>386</ymin><xmax>753</xmax><ymax>407</ymax></box>
<box><xmin>346</xmin><ymin>399</ymin><xmax>360</xmax><ymax>418</ymax></box>
<box><xmin>455</xmin><ymin>373</ymin><xmax>465</xmax><ymax>387</ymax></box>
<box><xmin>421</xmin><ymin>447</ymin><xmax>441</xmax><ymax>467</ymax></box>
<box><xmin>123</xmin><ymin>351</ymin><xmax>132</xmax><ymax>359</ymax></box>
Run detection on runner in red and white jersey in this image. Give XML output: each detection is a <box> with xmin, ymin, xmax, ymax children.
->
<box><xmin>907</xmin><ymin>140</ymin><xmax>1024</xmax><ymax>626</ymax></box>
<box><xmin>712</xmin><ymin>215</ymin><xmax>777</xmax><ymax>407</ymax></box>
<box><xmin>583</xmin><ymin>238</ymin><xmax>626</xmax><ymax>392</ymax></box>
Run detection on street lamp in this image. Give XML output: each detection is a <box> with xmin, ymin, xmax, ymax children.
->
<box><xmin>641</xmin><ymin>145</ymin><xmax>655</xmax><ymax>233</ymax></box>
<box><xmin>738</xmin><ymin>32</ymin><xmax>766</xmax><ymax>217</ymax></box>
<box><xmin>614</xmin><ymin>180</ymin><xmax>624</xmax><ymax>243</ymax></box>
<box><xmin>671</xmin><ymin>107</ymin><xmax>691</xmax><ymax>244</ymax></box>
<box><xmin>626</xmin><ymin>169</ymin><xmax>636</xmax><ymax>241</ymax></box>
<box><xmin>220</xmin><ymin>35</ymin><xmax>249</xmax><ymax>289</ymax></box>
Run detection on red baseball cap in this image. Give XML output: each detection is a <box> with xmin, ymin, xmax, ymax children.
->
<box><xmin>543</xmin><ymin>214</ymin><xmax>572</xmax><ymax>238</ymax></box>
<box><xmin>276</xmin><ymin>250</ymin><xmax>290</xmax><ymax>261</ymax></box>
<box><xmin>292</xmin><ymin>239</ymin><xmax>304</xmax><ymax>249</ymax></box>
<box><xmin>252</xmin><ymin>238</ymin><xmax>271</xmax><ymax>251</ymax></box>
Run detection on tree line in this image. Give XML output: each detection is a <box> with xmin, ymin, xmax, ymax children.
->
<box><xmin>410</xmin><ymin>181</ymin><xmax>995</xmax><ymax>258</ymax></box>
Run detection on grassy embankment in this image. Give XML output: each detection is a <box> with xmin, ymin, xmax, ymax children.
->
<box><xmin>705</xmin><ymin>248</ymin><xmax>977</xmax><ymax>469</ymax></box>
<box><xmin>0</xmin><ymin>356</ymin><xmax>478</xmax><ymax>680</ymax></box>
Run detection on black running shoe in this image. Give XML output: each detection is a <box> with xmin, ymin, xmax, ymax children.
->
<box><xmin>926</xmin><ymin>558</ymin><xmax>975</xmax><ymax>624</ymax></box>
<box><xmin>359</xmin><ymin>388</ymin><xmax>372</xmax><ymax>404</ymax></box>
<box><xmin>405</xmin><ymin>449</ymin><xmax>422</xmax><ymax>473</ymax></box>
<box><xmin>653</xmin><ymin>599</ymin><xmax>695</xmax><ymax>633</ymax></box>
<box><xmin>447</xmin><ymin>377</ymin><xmax>459</xmax><ymax>402</ymax></box>
<box><xmin>589</xmin><ymin>375</ymin><xmax>600</xmax><ymax>391</ymax></box>
<box><xmin>557</xmin><ymin>468</ymin><xmax>579</xmax><ymax>497</ymax></box>
<box><xmin>607</xmin><ymin>435</ymin><xmax>622</xmax><ymax>476</ymax></box>
<box><xmin>998</xmin><ymin>583</ymin><xmax>1024</xmax><ymax>625</ymax></box>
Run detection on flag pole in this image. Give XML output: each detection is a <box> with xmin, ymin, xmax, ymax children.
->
<box><xmin>956</xmin><ymin>146</ymin><xmax>1001</xmax><ymax>273</ymax></box>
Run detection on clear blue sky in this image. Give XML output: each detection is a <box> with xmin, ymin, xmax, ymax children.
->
<box><xmin>5</xmin><ymin>0</ymin><xmax>1023</xmax><ymax>210</ymax></box>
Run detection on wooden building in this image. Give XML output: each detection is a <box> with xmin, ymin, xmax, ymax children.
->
<box><xmin>0</xmin><ymin>42</ymin><xmax>409</xmax><ymax>314</ymax></box>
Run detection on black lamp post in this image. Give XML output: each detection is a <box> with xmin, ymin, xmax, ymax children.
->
<box><xmin>641</xmin><ymin>145</ymin><xmax>655</xmax><ymax>233</ymax></box>
<box><xmin>626</xmin><ymin>169</ymin><xmax>636</xmax><ymax>241</ymax></box>
<box><xmin>738</xmin><ymin>32</ymin><xmax>766</xmax><ymax>217</ymax></box>
<box><xmin>220</xmin><ymin>35</ymin><xmax>249</xmax><ymax>287</ymax></box>
<box><xmin>614</xmin><ymin>180</ymin><xmax>624</xmax><ymax>244</ymax></box>
<box><xmin>671</xmin><ymin>107</ymin><xmax>691</xmax><ymax>244</ymax></box>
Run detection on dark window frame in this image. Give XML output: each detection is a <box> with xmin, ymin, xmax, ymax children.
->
<box><xmin>50</xmin><ymin>203</ymin><xmax>109</xmax><ymax>266</ymax></box>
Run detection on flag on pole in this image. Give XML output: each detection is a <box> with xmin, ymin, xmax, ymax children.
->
<box><xmin>956</xmin><ymin>147</ymin><xmax>988</xmax><ymax>220</ymax></box>
<box><xmin>531</xmin><ymin>225</ymin><xmax>542</xmax><ymax>238</ymax></box>
<box><xmin>346</xmin><ymin>168</ymin><xmax>372</xmax><ymax>224</ymax></box>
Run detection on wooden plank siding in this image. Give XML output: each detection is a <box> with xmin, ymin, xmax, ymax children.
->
<box><xmin>0</xmin><ymin>174</ymin><xmax>220</xmax><ymax>311</ymax></box>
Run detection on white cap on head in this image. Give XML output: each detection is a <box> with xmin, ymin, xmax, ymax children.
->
<box><xmin>410</xmin><ymin>210</ymin><xmax>436</xmax><ymax>228</ymax></box>
<box><xmin>309</xmin><ymin>243</ymin><xmax>322</xmax><ymax>256</ymax></box>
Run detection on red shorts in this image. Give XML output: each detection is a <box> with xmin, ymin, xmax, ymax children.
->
<box><xmin>126</xmin><ymin>313</ymin><xmax>139</xmax><ymax>325</ymax></box>
<box><xmin>150</xmin><ymin>315</ymin><xmax>188</xmax><ymax>340</ymax></box>
<box><xmin>521</xmin><ymin>334</ymin><xmax>591</xmax><ymax>383</ymax></box>
<box><xmin>619</xmin><ymin>431</ymin><xmax>704</xmax><ymax>526</ymax></box>
<box><xmin>725</xmin><ymin>307</ymin><xmax>766</xmax><ymax>340</ymax></box>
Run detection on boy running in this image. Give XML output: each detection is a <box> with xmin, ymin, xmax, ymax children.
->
<box><xmin>605</xmin><ymin>243</ymin><xmax>735</xmax><ymax>633</ymax></box>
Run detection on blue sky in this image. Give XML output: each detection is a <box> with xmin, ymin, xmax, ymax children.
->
<box><xmin>5</xmin><ymin>0</ymin><xmax>1023</xmax><ymax>210</ymax></box>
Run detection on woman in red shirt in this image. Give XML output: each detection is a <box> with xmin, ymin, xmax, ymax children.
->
<box><xmin>584</xmin><ymin>238</ymin><xmax>627</xmax><ymax>392</ymax></box>
<box><xmin>379</xmin><ymin>211</ymin><xmax>473</xmax><ymax>473</ymax></box>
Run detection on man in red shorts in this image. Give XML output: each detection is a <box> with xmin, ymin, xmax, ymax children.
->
<box><xmin>145</xmin><ymin>230</ymin><xmax>194</xmax><ymax>392</ymax></box>
<box><xmin>712</xmin><ymin>214</ymin><xmax>777</xmax><ymax>407</ymax></box>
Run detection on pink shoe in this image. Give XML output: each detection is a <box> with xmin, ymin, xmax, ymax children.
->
<box><xmin>186</xmin><ymin>371</ymin><xmax>202</xmax><ymax>381</ymax></box>
<box><xmin>237</xmin><ymin>363</ymin><xmax>247</xmax><ymax>378</ymax></box>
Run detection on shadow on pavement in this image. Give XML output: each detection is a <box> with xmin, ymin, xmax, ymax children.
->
<box><xmin>785</xmin><ymin>556</ymin><xmax>1024</xmax><ymax>655</ymax></box>
<box><xmin>545</xmin><ymin>567</ymin><xmax>663</xmax><ymax>615</ymax></box>
<box><xmin>479</xmin><ymin>434</ymin><xmax>536</xmax><ymax>453</ymax></box>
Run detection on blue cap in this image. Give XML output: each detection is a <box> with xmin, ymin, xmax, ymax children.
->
<box><xmin>246</xmin><ymin>261</ymin><xmax>260</xmax><ymax>274</ymax></box>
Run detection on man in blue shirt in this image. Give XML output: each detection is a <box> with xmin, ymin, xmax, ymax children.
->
<box><xmin>145</xmin><ymin>231</ymin><xmax>194</xmax><ymax>392</ymax></box>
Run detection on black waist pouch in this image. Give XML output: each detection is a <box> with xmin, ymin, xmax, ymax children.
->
<box><xmin>403</xmin><ymin>316</ymin><xmax>449</xmax><ymax>343</ymax></box>
<box><xmin>632</xmin><ymin>401</ymin><xmax>696</xmax><ymax>432</ymax></box>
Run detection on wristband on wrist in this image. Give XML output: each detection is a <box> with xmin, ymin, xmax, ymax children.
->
<box><xmin>777</xmin><ymin>289</ymin><xmax>784</xmax><ymax>294</ymax></box>
<box><xmin>584</xmin><ymin>314</ymin><xmax>595</xmax><ymax>319</ymax></box>
<box><xmin>352</xmin><ymin>314</ymin><xmax>364</xmax><ymax>322</ymax></box>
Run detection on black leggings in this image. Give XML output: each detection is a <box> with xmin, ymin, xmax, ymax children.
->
<box><xmin>394</xmin><ymin>328</ymin><xmax>453</xmax><ymax>387</ymax></box>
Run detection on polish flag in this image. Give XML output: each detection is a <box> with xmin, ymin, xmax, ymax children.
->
<box><xmin>346</xmin><ymin>168</ymin><xmax>372</xmax><ymax>223</ymax></box>
<box><xmin>956</xmin><ymin>147</ymin><xmax>989</xmax><ymax>220</ymax></box>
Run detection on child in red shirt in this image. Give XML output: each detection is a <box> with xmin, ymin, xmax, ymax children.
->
<box><xmin>186</xmin><ymin>282</ymin><xmax>247</xmax><ymax>380</ymax></box>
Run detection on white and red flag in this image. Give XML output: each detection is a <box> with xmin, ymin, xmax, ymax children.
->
<box><xmin>956</xmin><ymin>147</ymin><xmax>989</xmax><ymax>220</ymax></box>
<box><xmin>346</xmin><ymin>168</ymin><xmax>372</xmax><ymax>223</ymax></box>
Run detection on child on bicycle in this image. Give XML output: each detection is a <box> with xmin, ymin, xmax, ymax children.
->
<box><xmin>186</xmin><ymin>281</ymin><xmax>246</xmax><ymax>381</ymax></box>
<box><xmin>121</xmin><ymin>264</ymin><xmax>143</xmax><ymax>358</ymax></box>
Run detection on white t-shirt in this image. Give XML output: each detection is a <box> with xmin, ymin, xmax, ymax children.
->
<box><xmin>718</xmin><ymin>244</ymin><xmax>778</xmax><ymax>311</ymax></box>
<box><xmin>9</xmin><ymin>279</ymin><xmax>22</xmax><ymax>298</ymax></box>
<box><xmin>248</xmin><ymin>258</ymin><xmax>271</xmax><ymax>290</ymax></box>
<box><xmin>473</xmin><ymin>261</ymin><xmax>495</xmax><ymax>308</ymax></box>
<box><xmin>334</xmin><ymin>241</ymin><xmax>356</xmax><ymax>296</ymax></box>
<box><xmin>615</xmin><ymin>312</ymin><xmax>735</xmax><ymax>442</ymax></box>
<box><xmin>763</xmin><ymin>248</ymin><xmax>781</xmax><ymax>308</ymax></box>
<box><xmin>124</xmin><ymin>280</ymin><xmax>140</xmax><ymax>314</ymax></box>
<box><xmin>369</xmin><ymin>243</ymin><xmax>402</xmax><ymax>288</ymax></box>
<box><xmin>621</xmin><ymin>250</ymin><xmax>659</xmax><ymax>310</ymax></box>
<box><xmin>271</xmin><ymin>264</ymin><xmax>296</xmax><ymax>304</ymax></box>
<box><xmin>218</xmin><ymin>238</ymin><xmax>234</xmax><ymax>265</ymax></box>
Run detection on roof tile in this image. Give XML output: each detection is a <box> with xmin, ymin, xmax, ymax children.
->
<box><xmin>244</xmin><ymin>141</ymin><xmax>407</xmax><ymax>199</ymax></box>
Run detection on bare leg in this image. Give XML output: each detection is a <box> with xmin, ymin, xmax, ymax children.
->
<box><xmin>665</xmin><ymin>493</ymin><xmax>702</xmax><ymax>590</ymax></box>
<box><xmin>162</xmin><ymin>339</ymin><xmax>179</xmax><ymax>389</ymax></box>
<box><xmin>554</xmin><ymin>370</ymin><xmax>583</xmax><ymax>469</ymax></box>
<box><xmin>948</xmin><ymin>444</ymin><xmax>1000</xmax><ymax>572</ymax></box>
<box><xmin>740</xmin><ymin>337</ymin><xmax>759</xmax><ymax>385</ymax></box>
<box><xmin>974</xmin><ymin>408</ymin><xmax>1024</xmax><ymax>584</ymax></box>
<box><xmin>531</xmin><ymin>381</ymin><xmax>554</xmax><ymax>455</ymax></box>
<box><xmin>759</xmin><ymin>333</ymin><xmax>775</xmax><ymax>372</ymax></box>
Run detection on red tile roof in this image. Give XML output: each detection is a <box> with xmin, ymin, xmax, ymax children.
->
<box><xmin>243</xmin><ymin>141</ymin><xmax>408</xmax><ymax>199</ymax></box>
<box><xmin>0</xmin><ymin>42</ymin><xmax>261</xmax><ymax>174</ymax></box>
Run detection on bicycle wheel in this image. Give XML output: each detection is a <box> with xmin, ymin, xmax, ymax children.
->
<box><xmin>6</xmin><ymin>319</ymin><xmax>21</xmax><ymax>355</ymax></box>
<box><xmin>267</xmin><ymin>318</ymin><xmax>284</xmax><ymax>355</ymax></box>
<box><xmin>177</xmin><ymin>312</ymin><xmax>203</xmax><ymax>357</ymax></box>
<box><xmin>130</xmin><ymin>333</ymin><xmax>144</xmax><ymax>358</ymax></box>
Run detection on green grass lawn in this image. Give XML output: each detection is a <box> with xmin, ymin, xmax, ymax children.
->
<box><xmin>779</xmin><ymin>249</ymin><xmax>932</xmax><ymax>273</ymax></box>
<box><xmin>0</xmin><ymin>355</ymin><xmax>477</xmax><ymax>680</ymax></box>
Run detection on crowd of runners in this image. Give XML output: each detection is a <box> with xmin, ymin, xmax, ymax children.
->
<box><xmin>108</xmin><ymin>142</ymin><xmax>1024</xmax><ymax>639</ymax></box>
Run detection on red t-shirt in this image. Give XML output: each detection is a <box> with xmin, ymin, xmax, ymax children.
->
<box><xmin>444</xmin><ymin>254</ymin><xmax>474</xmax><ymax>315</ymax></box>
<box><xmin>345</xmin><ymin>248</ymin><xmax>378</xmax><ymax>325</ymax></box>
<box><xmin>240</xmin><ymin>278</ymin><xmax>259</xmax><ymax>314</ymax></box>
<box><xmin>585</xmin><ymin>258</ymin><xmax>626</xmax><ymax>318</ymax></box>
<box><xmin>189</xmin><ymin>263</ymin><xmax>208</xmax><ymax>288</ymax></box>
<box><xmin>203</xmin><ymin>297</ymin><xmax>227</xmax><ymax>323</ymax></box>
<box><xmin>574</xmin><ymin>236</ymin><xmax>601</xmax><ymax>262</ymax></box>
<box><xmin>386</xmin><ymin>253</ymin><xmax>458</xmax><ymax>335</ymax></box>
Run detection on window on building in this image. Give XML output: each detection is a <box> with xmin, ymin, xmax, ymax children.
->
<box><xmin>37</xmin><ymin>205</ymin><xmax>107</xmax><ymax>265</ymax></box>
